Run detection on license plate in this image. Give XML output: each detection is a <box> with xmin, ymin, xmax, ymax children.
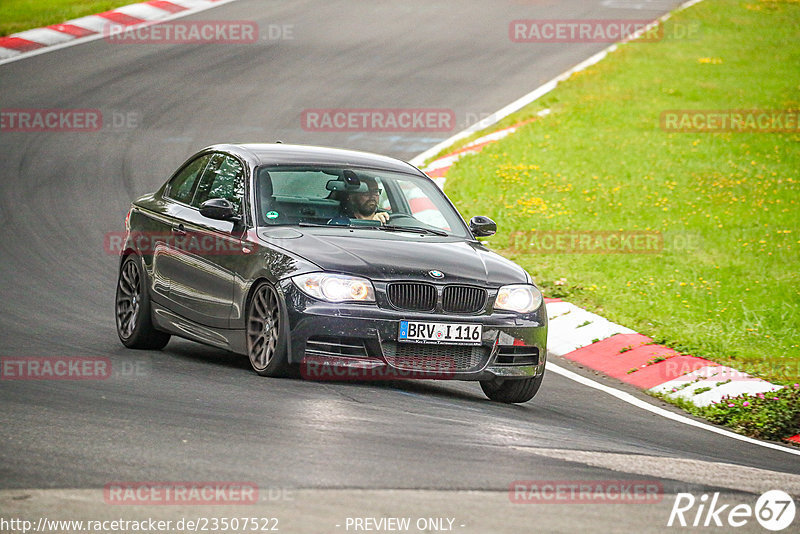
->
<box><xmin>398</xmin><ymin>321</ymin><xmax>482</xmax><ymax>345</ymax></box>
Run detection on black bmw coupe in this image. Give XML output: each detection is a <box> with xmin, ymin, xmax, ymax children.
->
<box><xmin>115</xmin><ymin>144</ymin><xmax>547</xmax><ymax>402</ymax></box>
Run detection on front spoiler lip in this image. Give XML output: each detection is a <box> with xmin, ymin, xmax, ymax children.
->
<box><xmin>298</xmin><ymin>353</ymin><xmax>541</xmax><ymax>381</ymax></box>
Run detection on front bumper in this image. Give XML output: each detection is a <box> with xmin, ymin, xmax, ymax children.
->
<box><xmin>280</xmin><ymin>281</ymin><xmax>547</xmax><ymax>381</ymax></box>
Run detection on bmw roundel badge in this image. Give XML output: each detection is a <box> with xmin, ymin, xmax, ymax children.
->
<box><xmin>428</xmin><ymin>270</ymin><xmax>445</xmax><ymax>279</ymax></box>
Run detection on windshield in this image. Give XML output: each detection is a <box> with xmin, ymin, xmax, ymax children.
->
<box><xmin>254</xmin><ymin>166</ymin><xmax>468</xmax><ymax>237</ymax></box>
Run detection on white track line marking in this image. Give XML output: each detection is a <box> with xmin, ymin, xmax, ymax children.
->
<box><xmin>546</xmin><ymin>361</ymin><xmax>800</xmax><ymax>457</ymax></box>
<box><xmin>409</xmin><ymin>0</ymin><xmax>706</xmax><ymax>169</ymax></box>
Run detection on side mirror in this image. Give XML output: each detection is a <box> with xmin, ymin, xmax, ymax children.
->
<box><xmin>469</xmin><ymin>215</ymin><xmax>497</xmax><ymax>237</ymax></box>
<box><xmin>200</xmin><ymin>198</ymin><xmax>240</xmax><ymax>222</ymax></box>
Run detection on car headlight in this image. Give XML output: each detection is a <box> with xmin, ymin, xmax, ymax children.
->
<box><xmin>292</xmin><ymin>273</ymin><xmax>375</xmax><ymax>303</ymax></box>
<box><xmin>494</xmin><ymin>284</ymin><xmax>542</xmax><ymax>313</ymax></box>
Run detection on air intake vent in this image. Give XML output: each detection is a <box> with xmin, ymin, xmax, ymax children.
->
<box><xmin>305</xmin><ymin>337</ymin><xmax>369</xmax><ymax>358</ymax></box>
<box><xmin>494</xmin><ymin>345</ymin><xmax>539</xmax><ymax>366</ymax></box>
<box><xmin>382</xmin><ymin>342</ymin><xmax>489</xmax><ymax>372</ymax></box>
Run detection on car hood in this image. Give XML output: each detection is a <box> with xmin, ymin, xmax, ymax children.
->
<box><xmin>257</xmin><ymin>227</ymin><xmax>528</xmax><ymax>287</ymax></box>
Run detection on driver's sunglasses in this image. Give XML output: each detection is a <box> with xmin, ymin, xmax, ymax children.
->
<box><xmin>358</xmin><ymin>188</ymin><xmax>382</xmax><ymax>198</ymax></box>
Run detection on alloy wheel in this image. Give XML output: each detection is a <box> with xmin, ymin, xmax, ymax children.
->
<box><xmin>247</xmin><ymin>284</ymin><xmax>282</xmax><ymax>371</ymax></box>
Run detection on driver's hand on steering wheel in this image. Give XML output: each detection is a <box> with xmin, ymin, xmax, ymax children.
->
<box><xmin>375</xmin><ymin>211</ymin><xmax>390</xmax><ymax>224</ymax></box>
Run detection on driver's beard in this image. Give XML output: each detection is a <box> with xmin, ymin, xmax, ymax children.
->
<box><xmin>356</xmin><ymin>201</ymin><xmax>377</xmax><ymax>218</ymax></box>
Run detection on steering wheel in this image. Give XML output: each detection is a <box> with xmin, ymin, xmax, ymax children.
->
<box><xmin>387</xmin><ymin>213</ymin><xmax>417</xmax><ymax>223</ymax></box>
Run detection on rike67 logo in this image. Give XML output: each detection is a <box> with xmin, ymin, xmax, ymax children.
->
<box><xmin>667</xmin><ymin>490</ymin><xmax>796</xmax><ymax>531</ymax></box>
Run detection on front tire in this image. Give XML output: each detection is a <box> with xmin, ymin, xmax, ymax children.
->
<box><xmin>115</xmin><ymin>254</ymin><xmax>170</xmax><ymax>350</ymax></box>
<box><xmin>480</xmin><ymin>373</ymin><xmax>544</xmax><ymax>403</ymax></box>
<box><xmin>246</xmin><ymin>282</ymin><xmax>291</xmax><ymax>377</ymax></box>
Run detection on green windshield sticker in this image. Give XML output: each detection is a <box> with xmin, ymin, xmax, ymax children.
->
<box><xmin>266</xmin><ymin>211</ymin><xmax>279</xmax><ymax>219</ymax></box>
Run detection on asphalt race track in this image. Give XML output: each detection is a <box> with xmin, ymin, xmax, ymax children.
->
<box><xmin>1</xmin><ymin>1</ymin><xmax>798</xmax><ymax>532</ymax></box>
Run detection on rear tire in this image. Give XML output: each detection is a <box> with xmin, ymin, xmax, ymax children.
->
<box><xmin>115</xmin><ymin>254</ymin><xmax>170</xmax><ymax>350</ymax></box>
<box><xmin>480</xmin><ymin>373</ymin><xmax>544</xmax><ymax>404</ymax></box>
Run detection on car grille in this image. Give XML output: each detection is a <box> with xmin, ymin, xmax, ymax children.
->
<box><xmin>386</xmin><ymin>282</ymin><xmax>436</xmax><ymax>311</ymax></box>
<box><xmin>386</xmin><ymin>283</ymin><xmax>488</xmax><ymax>314</ymax></box>
<box><xmin>442</xmin><ymin>285</ymin><xmax>487</xmax><ymax>313</ymax></box>
<box><xmin>382</xmin><ymin>341</ymin><xmax>489</xmax><ymax>373</ymax></box>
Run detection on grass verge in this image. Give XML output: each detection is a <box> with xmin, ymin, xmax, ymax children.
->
<box><xmin>1</xmin><ymin>0</ymin><xmax>136</xmax><ymax>37</ymax></box>
<box><xmin>654</xmin><ymin>385</ymin><xmax>799</xmax><ymax>441</ymax></box>
<box><xmin>442</xmin><ymin>0</ymin><xmax>800</xmax><ymax>438</ymax></box>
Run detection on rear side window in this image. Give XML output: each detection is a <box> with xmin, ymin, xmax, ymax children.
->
<box><xmin>193</xmin><ymin>154</ymin><xmax>245</xmax><ymax>215</ymax></box>
<box><xmin>164</xmin><ymin>154</ymin><xmax>211</xmax><ymax>204</ymax></box>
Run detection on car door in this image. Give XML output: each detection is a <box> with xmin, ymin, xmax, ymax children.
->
<box><xmin>150</xmin><ymin>153</ymin><xmax>214</xmax><ymax>303</ymax></box>
<box><xmin>166</xmin><ymin>152</ymin><xmax>247</xmax><ymax>328</ymax></box>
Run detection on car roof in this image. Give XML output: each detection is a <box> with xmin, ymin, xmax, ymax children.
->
<box><xmin>205</xmin><ymin>143</ymin><xmax>422</xmax><ymax>175</ymax></box>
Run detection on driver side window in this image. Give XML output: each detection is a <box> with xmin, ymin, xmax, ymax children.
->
<box><xmin>164</xmin><ymin>154</ymin><xmax>211</xmax><ymax>204</ymax></box>
<box><xmin>192</xmin><ymin>154</ymin><xmax>245</xmax><ymax>215</ymax></box>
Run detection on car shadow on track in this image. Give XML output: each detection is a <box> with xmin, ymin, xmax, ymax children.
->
<box><xmin>160</xmin><ymin>341</ymin><xmax>252</xmax><ymax>371</ymax></box>
<box><xmin>156</xmin><ymin>340</ymin><xmax>539</xmax><ymax>411</ymax></box>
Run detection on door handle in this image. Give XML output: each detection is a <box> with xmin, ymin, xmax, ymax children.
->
<box><xmin>172</xmin><ymin>224</ymin><xmax>187</xmax><ymax>236</ymax></box>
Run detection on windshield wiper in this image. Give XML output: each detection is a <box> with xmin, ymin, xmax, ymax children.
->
<box><xmin>296</xmin><ymin>222</ymin><xmax>333</xmax><ymax>227</ymax></box>
<box><xmin>380</xmin><ymin>225</ymin><xmax>448</xmax><ymax>237</ymax></box>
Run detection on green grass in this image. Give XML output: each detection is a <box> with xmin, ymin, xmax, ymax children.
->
<box><xmin>445</xmin><ymin>0</ymin><xmax>800</xmax><ymax>392</ymax></box>
<box><xmin>654</xmin><ymin>385</ymin><xmax>799</xmax><ymax>441</ymax></box>
<box><xmin>0</xmin><ymin>0</ymin><xmax>136</xmax><ymax>37</ymax></box>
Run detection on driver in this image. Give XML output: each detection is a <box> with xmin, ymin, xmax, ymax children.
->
<box><xmin>343</xmin><ymin>176</ymin><xmax>389</xmax><ymax>224</ymax></box>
